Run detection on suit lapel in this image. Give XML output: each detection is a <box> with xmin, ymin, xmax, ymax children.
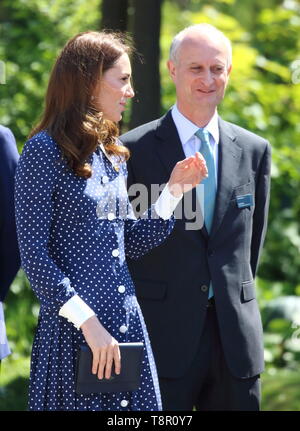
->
<box><xmin>155</xmin><ymin>111</ymin><xmax>186</xmax><ymax>176</ymax></box>
<box><xmin>210</xmin><ymin>118</ymin><xmax>242</xmax><ymax>239</ymax></box>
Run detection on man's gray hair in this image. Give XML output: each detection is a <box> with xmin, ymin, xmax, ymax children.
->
<box><xmin>169</xmin><ymin>24</ymin><xmax>232</xmax><ymax>68</ymax></box>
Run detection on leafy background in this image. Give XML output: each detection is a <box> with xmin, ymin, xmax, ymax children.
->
<box><xmin>0</xmin><ymin>0</ymin><xmax>300</xmax><ymax>411</ymax></box>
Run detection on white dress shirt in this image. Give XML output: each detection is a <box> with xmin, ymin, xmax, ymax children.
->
<box><xmin>171</xmin><ymin>104</ymin><xmax>219</xmax><ymax>186</ymax></box>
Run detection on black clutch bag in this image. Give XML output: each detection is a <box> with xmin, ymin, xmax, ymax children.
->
<box><xmin>75</xmin><ymin>342</ymin><xmax>144</xmax><ymax>394</ymax></box>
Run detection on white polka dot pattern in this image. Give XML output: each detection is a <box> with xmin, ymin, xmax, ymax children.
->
<box><xmin>14</xmin><ymin>131</ymin><xmax>175</xmax><ymax>411</ymax></box>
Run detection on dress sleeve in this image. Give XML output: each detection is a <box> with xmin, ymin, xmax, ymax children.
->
<box><xmin>15</xmin><ymin>135</ymin><xmax>77</xmax><ymax>310</ymax></box>
<box><xmin>123</xmin><ymin>163</ymin><xmax>177</xmax><ymax>260</ymax></box>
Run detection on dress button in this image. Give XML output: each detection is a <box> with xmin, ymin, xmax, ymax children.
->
<box><xmin>107</xmin><ymin>213</ymin><xmax>115</xmax><ymax>221</ymax></box>
<box><xmin>112</xmin><ymin>249</ymin><xmax>119</xmax><ymax>257</ymax></box>
<box><xmin>118</xmin><ymin>285</ymin><xmax>126</xmax><ymax>293</ymax></box>
<box><xmin>120</xmin><ymin>399</ymin><xmax>129</xmax><ymax>407</ymax></box>
<box><xmin>201</xmin><ymin>285</ymin><xmax>208</xmax><ymax>292</ymax></box>
<box><xmin>119</xmin><ymin>325</ymin><xmax>128</xmax><ymax>333</ymax></box>
<box><xmin>102</xmin><ymin>175</ymin><xmax>109</xmax><ymax>184</ymax></box>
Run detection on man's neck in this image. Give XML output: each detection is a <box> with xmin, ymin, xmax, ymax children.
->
<box><xmin>176</xmin><ymin>102</ymin><xmax>217</xmax><ymax>128</ymax></box>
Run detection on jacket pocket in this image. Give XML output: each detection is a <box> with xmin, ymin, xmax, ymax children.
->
<box><xmin>241</xmin><ymin>280</ymin><xmax>256</xmax><ymax>302</ymax></box>
<box><xmin>135</xmin><ymin>279</ymin><xmax>167</xmax><ymax>301</ymax></box>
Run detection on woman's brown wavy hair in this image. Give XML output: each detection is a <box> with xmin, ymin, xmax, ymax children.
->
<box><xmin>30</xmin><ymin>31</ymin><xmax>132</xmax><ymax>178</ymax></box>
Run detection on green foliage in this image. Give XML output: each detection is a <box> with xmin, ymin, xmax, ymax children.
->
<box><xmin>0</xmin><ymin>271</ymin><xmax>34</xmax><ymax>410</ymax></box>
<box><xmin>261</xmin><ymin>369</ymin><xmax>300</xmax><ymax>411</ymax></box>
<box><xmin>0</xmin><ymin>356</ymin><xmax>30</xmax><ymax>411</ymax></box>
<box><xmin>4</xmin><ymin>271</ymin><xmax>38</xmax><ymax>357</ymax></box>
<box><xmin>261</xmin><ymin>296</ymin><xmax>300</xmax><ymax>370</ymax></box>
<box><xmin>0</xmin><ymin>0</ymin><xmax>100</xmax><ymax>148</ymax></box>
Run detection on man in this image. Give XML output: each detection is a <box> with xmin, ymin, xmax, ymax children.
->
<box><xmin>121</xmin><ymin>24</ymin><xmax>271</xmax><ymax>411</ymax></box>
<box><xmin>0</xmin><ymin>125</ymin><xmax>20</xmax><ymax>362</ymax></box>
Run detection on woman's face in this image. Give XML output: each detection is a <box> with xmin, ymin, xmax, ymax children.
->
<box><xmin>94</xmin><ymin>53</ymin><xmax>134</xmax><ymax>122</ymax></box>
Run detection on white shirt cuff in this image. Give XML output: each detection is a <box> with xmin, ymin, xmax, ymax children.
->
<box><xmin>58</xmin><ymin>295</ymin><xmax>96</xmax><ymax>330</ymax></box>
<box><xmin>154</xmin><ymin>183</ymin><xmax>183</xmax><ymax>220</ymax></box>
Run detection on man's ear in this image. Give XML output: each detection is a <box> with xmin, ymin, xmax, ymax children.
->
<box><xmin>227</xmin><ymin>64</ymin><xmax>232</xmax><ymax>76</ymax></box>
<box><xmin>167</xmin><ymin>59</ymin><xmax>176</xmax><ymax>81</ymax></box>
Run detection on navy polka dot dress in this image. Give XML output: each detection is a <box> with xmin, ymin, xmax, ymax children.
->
<box><xmin>15</xmin><ymin>131</ymin><xmax>175</xmax><ymax>411</ymax></box>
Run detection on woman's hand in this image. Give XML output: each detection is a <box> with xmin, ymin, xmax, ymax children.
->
<box><xmin>168</xmin><ymin>152</ymin><xmax>208</xmax><ymax>197</ymax></box>
<box><xmin>81</xmin><ymin>315</ymin><xmax>121</xmax><ymax>380</ymax></box>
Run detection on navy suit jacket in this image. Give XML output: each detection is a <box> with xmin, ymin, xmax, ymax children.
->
<box><xmin>0</xmin><ymin>125</ymin><xmax>20</xmax><ymax>301</ymax></box>
<box><xmin>120</xmin><ymin>111</ymin><xmax>271</xmax><ymax>380</ymax></box>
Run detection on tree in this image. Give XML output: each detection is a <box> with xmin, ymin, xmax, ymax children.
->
<box><xmin>101</xmin><ymin>0</ymin><xmax>128</xmax><ymax>32</ymax></box>
<box><xmin>129</xmin><ymin>0</ymin><xmax>163</xmax><ymax>129</ymax></box>
<box><xmin>100</xmin><ymin>0</ymin><xmax>163</xmax><ymax>129</ymax></box>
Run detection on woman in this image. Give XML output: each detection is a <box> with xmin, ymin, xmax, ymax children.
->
<box><xmin>15</xmin><ymin>31</ymin><xmax>207</xmax><ymax>411</ymax></box>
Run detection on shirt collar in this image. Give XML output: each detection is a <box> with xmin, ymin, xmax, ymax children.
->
<box><xmin>171</xmin><ymin>104</ymin><xmax>219</xmax><ymax>146</ymax></box>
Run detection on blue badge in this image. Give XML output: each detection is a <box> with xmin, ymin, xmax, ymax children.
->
<box><xmin>236</xmin><ymin>194</ymin><xmax>254</xmax><ymax>208</ymax></box>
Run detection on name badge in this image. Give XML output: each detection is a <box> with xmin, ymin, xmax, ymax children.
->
<box><xmin>236</xmin><ymin>194</ymin><xmax>254</xmax><ymax>208</ymax></box>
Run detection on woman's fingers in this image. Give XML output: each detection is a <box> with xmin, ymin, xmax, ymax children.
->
<box><xmin>97</xmin><ymin>348</ymin><xmax>107</xmax><ymax>380</ymax></box>
<box><xmin>169</xmin><ymin>153</ymin><xmax>209</xmax><ymax>195</ymax></box>
<box><xmin>92</xmin><ymin>348</ymin><xmax>101</xmax><ymax>375</ymax></box>
<box><xmin>178</xmin><ymin>155</ymin><xmax>194</xmax><ymax>164</ymax></box>
<box><xmin>182</xmin><ymin>154</ymin><xmax>207</xmax><ymax>174</ymax></box>
<box><xmin>195</xmin><ymin>153</ymin><xmax>207</xmax><ymax>170</ymax></box>
<box><xmin>195</xmin><ymin>153</ymin><xmax>208</xmax><ymax>176</ymax></box>
<box><xmin>176</xmin><ymin>157</ymin><xmax>195</xmax><ymax>170</ymax></box>
<box><xmin>190</xmin><ymin>154</ymin><xmax>208</xmax><ymax>180</ymax></box>
<box><xmin>92</xmin><ymin>343</ymin><xmax>121</xmax><ymax>380</ymax></box>
<box><xmin>104</xmin><ymin>344</ymin><xmax>121</xmax><ymax>379</ymax></box>
<box><xmin>113</xmin><ymin>344</ymin><xmax>121</xmax><ymax>375</ymax></box>
<box><xmin>104</xmin><ymin>346</ymin><xmax>114</xmax><ymax>379</ymax></box>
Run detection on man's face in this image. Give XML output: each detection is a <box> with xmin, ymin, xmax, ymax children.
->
<box><xmin>168</xmin><ymin>32</ymin><xmax>232</xmax><ymax>114</ymax></box>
